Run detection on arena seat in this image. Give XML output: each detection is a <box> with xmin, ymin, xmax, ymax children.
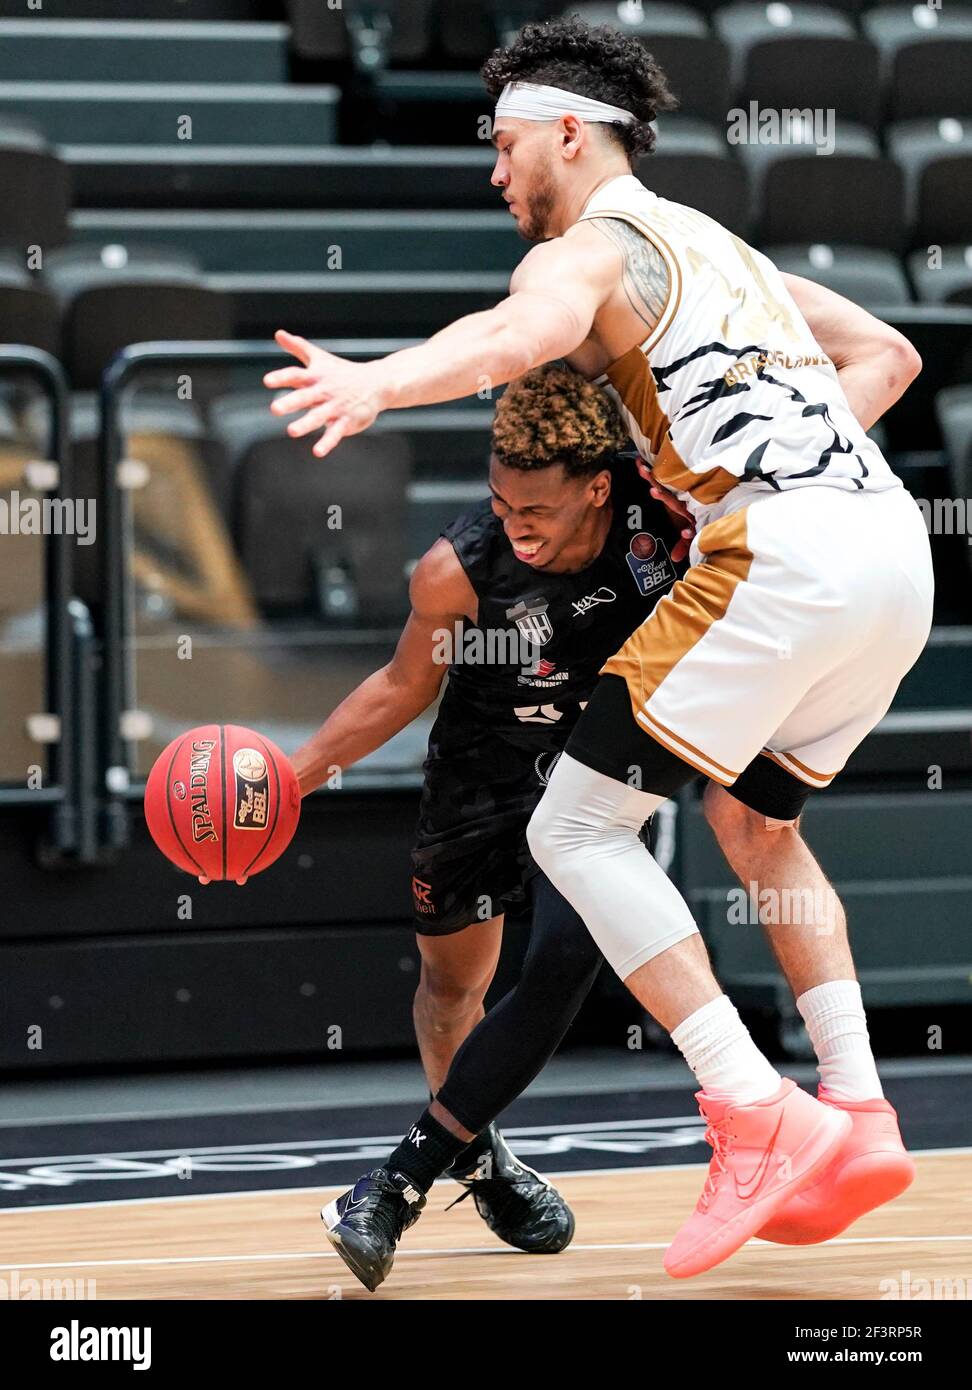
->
<box><xmin>761</xmin><ymin>243</ymin><xmax>912</xmax><ymax>306</ymax></box>
<box><xmin>907</xmin><ymin>247</ymin><xmax>972</xmax><ymax>307</ymax></box>
<box><xmin>287</xmin><ymin>0</ymin><xmax>432</xmax><ymax>68</ymax></box>
<box><xmin>0</xmin><ymin>143</ymin><xmax>71</xmax><ymax>254</ymax></box>
<box><xmin>888</xmin><ymin>119</ymin><xmax>972</xmax><ymax>245</ymax></box>
<box><xmin>22</xmin><ymin>390</ymin><xmax>240</xmax><ymax>615</ymax></box>
<box><xmin>935</xmin><ymin>384</ymin><xmax>972</xmax><ymax>497</ymax></box>
<box><xmin>869</xmin><ymin>305</ymin><xmax>972</xmax><ymax>452</ymax></box>
<box><xmin>933</xmin><ymin>384</ymin><xmax>972</xmax><ymax>586</ymax></box>
<box><xmin>758</xmin><ymin>150</ymin><xmax>904</xmax><ymax>249</ymax></box>
<box><xmin>44</xmin><ymin>242</ymin><xmax>203</xmax><ymax>292</ymax></box>
<box><xmin>570</xmin><ymin>3</ymin><xmax>732</xmax><ymax>124</ymax></box>
<box><xmin>234</xmin><ymin>430</ymin><xmax>412</xmax><ymax>622</ymax></box>
<box><xmin>0</xmin><ymin>115</ymin><xmax>48</xmax><ymax>149</ymax></box>
<box><xmin>0</xmin><ymin>258</ymin><xmax>63</xmax><ymax>359</ymax></box>
<box><xmin>43</xmin><ymin>245</ymin><xmax>235</xmax><ymax>390</ymax></box>
<box><xmin>0</xmin><ymin>19</ymin><xmax>290</xmax><ymax>83</ymax></box>
<box><xmin>638</xmin><ymin>144</ymin><xmax>751</xmax><ymax>237</ymax></box>
<box><xmin>407</xmin><ymin>479</ymin><xmax>491</xmax><ymax>565</ymax></box>
<box><xmin>862</xmin><ymin>4</ymin><xmax>972</xmax><ymax>121</ymax></box>
<box><xmin>912</xmin><ymin>155</ymin><xmax>972</xmax><ymax>251</ymax></box>
<box><xmin>732</xmin><ymin>117</ymin><xmax>878</xmax><ymax>205</ymax></box>
<box><xmin>439</xmin><ymin>0</ymin><xmax>563</xmax><ymax>62</ymax></box>
<box><xmin>713</xmin><ymin>3</ymin><xmax>881</xmax><ymax>128</ymax></box>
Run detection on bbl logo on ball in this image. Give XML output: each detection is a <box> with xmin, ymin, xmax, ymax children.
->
<box><xmin>233</xmin><ymin>747</ymin><xmax>269</xmax><ymax>831</ymax></box>
<box><xmin>626</xmin><ymin>532</ymin><xmax>674</xmax><ymax>596</ymax></box>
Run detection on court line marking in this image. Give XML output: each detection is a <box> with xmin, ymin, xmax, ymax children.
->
<box><xmin>0</xmin><ymin>1148</ymin><xmax>967</xmax><ymax>1217</ymax></box>
<box><xmin>3</xmin><ymin>1233</ymin><xmax>972</xmax><ymax>1274</ymax></box>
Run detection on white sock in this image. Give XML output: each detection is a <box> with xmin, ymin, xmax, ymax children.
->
<box><xmin>671</xmin><ymin>995</ymin><xmax>782</xmax><ymax>1105</ymax></box>
<box><xmin>797</xmin><ymin>980</ymin><xmax>883</xmax><ymax>1101</ymax></box>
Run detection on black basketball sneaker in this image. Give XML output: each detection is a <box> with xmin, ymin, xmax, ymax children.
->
<box><xmin>321</xmin><ymin>1169</ymin><xmax>426</xmax><ymax>1293</ymax></box>
<box><xmin>444</xmin><ymin>1124</ymin><xmax>575</xmax><ymax>1253</ymax></box>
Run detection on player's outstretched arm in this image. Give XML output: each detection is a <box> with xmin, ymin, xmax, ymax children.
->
<box><xmin>263</xmin><ymin>234</ymin><xmax>614</xmax><ymax>459</ymax></box>
<box><xmin>781</xmin><ymin>272</ymin><xmax>922</xmax><ymax>431</ymax></box>
<box><xmin>292</xmin><ymin>540</ymin><xmax>474</xmax><ymax>795</ymax></box>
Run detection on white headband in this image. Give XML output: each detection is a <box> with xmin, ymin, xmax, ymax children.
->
<box><xmin>494</xmin><ymin>81</ymin><xmax>636</xmax><ymax>126</ymax></box>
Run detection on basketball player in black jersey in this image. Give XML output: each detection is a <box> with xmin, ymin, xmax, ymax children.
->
<box><xmin>292</xmin><ymin>365</ymin><xmax>686</xmax><ymax>1287</ymax></box>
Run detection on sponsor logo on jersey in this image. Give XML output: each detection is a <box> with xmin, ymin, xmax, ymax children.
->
<box><xmin>572</xmin><ymin>585</ymin><xmax>617</xmax><ymax>618</ymax></box>
<box><xmin>626</xmin><ymin>533</ymin><xmax>675</xmax><ymax>597</ymax></box>
<box><xmin>411</xmin><ymin>876</ymin><xmax>435</xmax><ymax>914</ymax></box>
<box><xmin>506</xmin><ymin>596</ymin><xmax>553</xmax><ymax>647</ymax></box>
<box><xmin>723</xmin><ymin>348</ymin><xmax>831</xmax><ymax>388</ymax></box>
<box><xmin>188</xmin><ymin>739</ymin><xmax>218</xmax><ymax>843</ymax></box>
<box><xmin>232</xmin><ymin>747</ymin><xmax>269</xmax><ymax>831</ymax></box>
<box><xmin>518</xmin><ymin>667</ymin><xmax>569</xmax><ymax>688</ymax></box>
<box><xmin>514</xmin><ymin>703</ymin><xmax>564</xmax><ymax>725</ymax></box>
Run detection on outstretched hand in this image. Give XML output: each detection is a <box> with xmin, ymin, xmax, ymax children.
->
<box><xmin>263</xmin><ymin>330</ymin><xmax>385</xmax><ymax>458</ymax></box>
<box><xmin>634</xmin><ymin>456</ymin><xmax>695</xmax><ymax>563</ymax></box>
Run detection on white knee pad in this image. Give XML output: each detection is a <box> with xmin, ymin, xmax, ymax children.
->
<box><xmin>527</xmin><ymin>752</ymin><xmax>699</xmax><ymax>981</ymax></box>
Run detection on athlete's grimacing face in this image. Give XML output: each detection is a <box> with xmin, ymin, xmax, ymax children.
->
<box><xmin>488</xmin><ymin>457</ymin><xmax>611</xmax><ymax>572</ymax></box>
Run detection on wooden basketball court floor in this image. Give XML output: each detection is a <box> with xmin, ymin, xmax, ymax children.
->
<box><xmin>2</xmin><ymin>1150</ymin><xmax>968</xmax><ymax>1300</ymax></box>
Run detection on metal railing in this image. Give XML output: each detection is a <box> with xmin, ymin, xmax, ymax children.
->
<box><xmin>0</xmin><ymin>347</ymin><xmax>93</xmax><ymax>856</ymax></box>
<box><xmin>98</xmin><ymin>338</ymin><xmax>420</xmax><ymax>845</ymax></box>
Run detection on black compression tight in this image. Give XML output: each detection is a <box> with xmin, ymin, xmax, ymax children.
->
<box><xmin>435</xmin><ymin>871</ymin><xmax>604</xmax><ymax>1135</ymax></box>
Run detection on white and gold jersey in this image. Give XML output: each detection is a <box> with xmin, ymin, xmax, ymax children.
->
<box><xmin>578</xmin><ymin>174</ymin><xmax>901</xmax><ymax>527</ymax></box>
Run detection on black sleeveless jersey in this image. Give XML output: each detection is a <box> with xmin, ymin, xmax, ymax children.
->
<box><xmin>411</xmin><ymin>460</ymin><xmax>682</xmax><ymax>924</ymax></box>
<box><xmin>436</xmin><ymin>459</ymin><xmax>680</xmax><ymax>754</ymax></box>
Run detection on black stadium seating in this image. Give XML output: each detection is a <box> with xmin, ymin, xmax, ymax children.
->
<box><xmin>0</xmin><ymin>255</ymin><xmax>62</xmax><ymax>358</ymax></box>
<box><xmin>0</xmin><ymin>0</ymin><xmax>970</xmax><ymax>1081</ymax></box>
<box><xmin>0</xmin><ymin>139</ymin><xmax>71</xmax><ymax>255</ymax></box>
<box><xmin>44</xmin><ymin>245</ymin><xmax>236</xmax><ymax>389</ymax></box>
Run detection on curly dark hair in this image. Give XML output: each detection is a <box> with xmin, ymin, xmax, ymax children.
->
<box><xmin>492</xmin><ymin>363</ymin><xmax>629</xmax><ymax>478</ymax></box>
<box><xmin>481</xmin><ymin>14</ymin><xmax>677</xmax><ymax>159</ymax></box>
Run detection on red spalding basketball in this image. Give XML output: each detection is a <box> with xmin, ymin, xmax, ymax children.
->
<box><xmin>144</xmin><ymin>724</ymin><xmax>301</xmax><ymax>885</ymax></box>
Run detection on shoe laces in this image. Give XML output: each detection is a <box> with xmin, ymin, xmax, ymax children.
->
<box><xmin>445</xmin><ymin>1173</ymin><xmax>537</xmax><ymax>1223</ymax></box>
<box><xmin>698</xmin><ymin>1116</ymin><xmax>732</xmax><ymax>1213</ymax></box>
<box><xmin>363</xmin><ymin>1172</ymin><xmax>417</xmax><ymax>1244</ymax></box>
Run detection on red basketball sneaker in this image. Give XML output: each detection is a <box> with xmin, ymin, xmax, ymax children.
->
<box><xmin>664</xmin><ymin>1078</ymin><xmax>851</xmax><ymax>1279</ymax></box>
<box><xmin>755</xmin><ymin>1089</ymin><xmax>915</xmax><ymax>1246</ymax></box>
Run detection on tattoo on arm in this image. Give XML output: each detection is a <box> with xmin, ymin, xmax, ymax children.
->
<box><xmin>589</xmin><ymin>217</ymin><xmax>670</xmax><ymax>333</ymax></box>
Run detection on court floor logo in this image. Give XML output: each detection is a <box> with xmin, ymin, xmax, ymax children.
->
<box><xmin>0</xmin><ymin>1118</ymin><xmax>708</xmax><ymax>1195</ymax></box>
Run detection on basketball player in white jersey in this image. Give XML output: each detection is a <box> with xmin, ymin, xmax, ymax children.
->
<box><xmin>264</xmin><ymin>17</ymin><xmax>933</xmax><ymax>1279</ymax></box>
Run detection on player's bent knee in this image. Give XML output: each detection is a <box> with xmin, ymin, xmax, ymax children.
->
<box><xmin>416</xmin><ymin>965</ymin><xmax>488</xmax><ymax>1021</ymax></box>
<box><xmin>525</xmin><ymin>796</ymin><xmax>562</xmax><ymax>872</ymax></box>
